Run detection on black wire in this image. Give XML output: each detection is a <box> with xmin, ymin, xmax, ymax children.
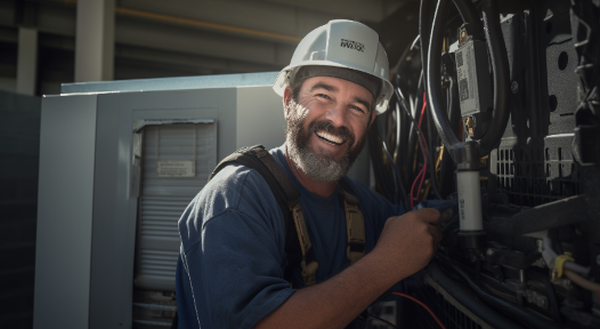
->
<box><xmin>382</xmin><ymin>140</ymin><xmax>400</xmax><ymax>205</ymax></box>
<box><xmin>427</xmin><ymin>0</ymin><xmax>462</xmax><ymax>156</ymax></box>
<box><xmin>436</xmin><ymin>78</ymin><xmax>454</xmax><ymax>198</ymax></box>
<box><xmin>405</xmin><ymin>96</ymin><xmax>420</xmax><ymax>187</ymax></box>
<box><xmin>375</xmin><ymin>112</ymin><xmax>399</xmax><ymax>204</ymax></box>
<box><xmin>438</xmin><ymin>257</ymin><xmax>564</xmax><ymax>329</ymax></box>
<box><xmin>425</xmin><ymin>86</ymin><xmax>439</xmax><ymax>197</ymax></box>
<box><xmin>391</xmin><ymin>114</ymin><xmax>411</xmax><ymax>208</ymax></box>
<box><xmin>440</xmin><ymin>217</ymin><xmax>458</xmax><ymax>233</ymax></box>
<box><xmin>528</xmin><ymin>269</ymin><xmax>563</xmax><ymax>324</ymax></box>
<box><xmin>366</xmin><ymin>312</ymin><xmax>398</xmax><ymax>329</ymax></box>
<box><xmin>479</xmin><ymin>0</ymin><xmax>511</xmax><ymax>154</ymax></box>
<box><xmin>428</xmin><ymin>261</ymin><xmax>524</xmax><ymax>329</ymax></box>
<box><xmin>405</xmin><ymin>72</ymin><xmax>443</xmax><ymax>200</ymax></box>
<box><xmin>369</xmin><ymin>120</ymin><xmax>397</xmax><ymax>204</ymax></box>
<box><xmin>419</xmin><ymin>0</ymin><xmax>435</xmax><ymax>90</ymax></box>
<box><xmin>395</xmin><ymin>87</ymin><xmax>443</xmax><ymax>201</ymax></box>
<box><xmin>438</xmin><ymin>52</ymin><xmax>460</xmax><ymax>198</ymax></box>
<box><xmin>452</xmin><ymin>0</ymin><xmax>484</xmax><ymax>36</ymax></box>
<box><xmin>377</xmin><ymin>106</ymin><xmax>410</xmax><ymax>208</ymax></box>
<box><xmin>393</xmin><ymin>35</ymin><xmax>424</xmax><ymax>192</ymax></box>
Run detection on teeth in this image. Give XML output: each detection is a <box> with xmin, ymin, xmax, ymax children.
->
<box><xmin>316</xmin><ymin>130</ymin><xmax>344</xmax><ymax>145</ymax></box>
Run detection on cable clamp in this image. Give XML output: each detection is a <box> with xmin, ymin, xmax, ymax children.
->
<box><xmin>552</xmin><ymin>254</ymin><xmax>575</xmax><ymax>282</ymax></box>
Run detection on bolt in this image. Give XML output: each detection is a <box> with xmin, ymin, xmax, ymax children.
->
<box><xmin>486</xmin><ymin>248</ymin><xmax>495</xmax><ymax>256</ymax></box>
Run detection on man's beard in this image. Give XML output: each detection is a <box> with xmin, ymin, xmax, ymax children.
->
<box><xmin>285</xmin><ymin>100</ymin><xmax>365</xmax><ymax>182</ymax></box>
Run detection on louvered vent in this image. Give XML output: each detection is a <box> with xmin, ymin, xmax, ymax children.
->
<box><xmin>134</xmin><ymin>122</ymin><xmax>216</xmax><ymax>291</ymax></box>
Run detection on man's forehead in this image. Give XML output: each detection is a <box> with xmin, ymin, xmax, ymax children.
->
<box><xmin>302</xmin><ymin>76</ymin><xmax>373</xmax><ymax>100</ymax></box>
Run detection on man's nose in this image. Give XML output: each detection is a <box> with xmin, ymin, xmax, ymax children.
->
<box><xmin>324</xmin><ymin>102</ymin><xmax>348</xmax><ymax>128</ymax></box>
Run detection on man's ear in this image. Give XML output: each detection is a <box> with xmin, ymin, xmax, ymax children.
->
<box><xmin>283</xmin><ymin>87</ymin><xmax>293</xmax><ymax>121</ymax></box>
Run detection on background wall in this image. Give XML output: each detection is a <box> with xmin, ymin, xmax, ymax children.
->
<box><xmin>0</xmin><ymin>0</ymin><xmax>420</xmax><ymax>96</ymax></box>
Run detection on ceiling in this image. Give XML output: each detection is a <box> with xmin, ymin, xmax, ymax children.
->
<box><xmin>0</xmin><ymin>0</ymin><xmax>420</xmax><ymax>95</ymax></box>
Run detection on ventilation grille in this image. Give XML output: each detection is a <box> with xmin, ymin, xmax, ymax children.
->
<box><xmin>411</xmin><ymin>285</ymin><xmax>483</xmax><ymax>329</ymax></box>
<box><xmin>135</xmin><ymin>123</ymin><xmax>217</xmax><ymax>292</ymax></box>
<box><xmin>490</xmin><ymin>135</ymin><xmax>580</xmax><ymax>207</ymax></box>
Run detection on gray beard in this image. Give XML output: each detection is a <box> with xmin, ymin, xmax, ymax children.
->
<box><xmin>285</xmin><ymin>101</ymin><xmax>358</xmax><ymax>183</ymax></box>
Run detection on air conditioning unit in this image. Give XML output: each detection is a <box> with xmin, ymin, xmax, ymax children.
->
<box><xmin>34</xmin><ymin>72</ymin><xmax>288</xmax><ymax>329</ymax></box>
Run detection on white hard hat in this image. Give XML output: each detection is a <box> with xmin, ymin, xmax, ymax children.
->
<box><xmin>273</xmin><ymin>19</ymin><xmax>393</xmax><ymax>115</ymax></box>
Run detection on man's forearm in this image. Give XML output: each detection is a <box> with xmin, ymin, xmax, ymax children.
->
<box><xmin>253</xmin><ymin>249</ymin><xmax>409</xmax><ymax>329</ymax></box>
<box><xmin>254</xmin><ymin>209</ymin><xmax>441</xmax><ymax>329</ymax></box>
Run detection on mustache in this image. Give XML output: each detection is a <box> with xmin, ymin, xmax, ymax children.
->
<box><xmin>308</xmin><ymin>120</ymin><xmax>354</xmax><ymax>145</ymax></box>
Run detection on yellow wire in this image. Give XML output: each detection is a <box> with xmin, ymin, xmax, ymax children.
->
<box><xmin>435</xmin><ymin>145</ymin><xmax>444</xmax><ymax>185</ymax></box>
<box><xmin>412</xmin><ymin>143</ymin><xmax>419</xmax><ymax>173</ymax></box>
<box><xmin>422</xmin><ymin>182</ymin><xmax>431</xmax><ymax>200</ymax></box>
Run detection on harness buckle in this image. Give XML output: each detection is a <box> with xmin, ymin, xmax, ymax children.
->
<box><xmin>290</xmin><ymin>200</ymin><xmax>319</xmax><ymax>286</ymax></box>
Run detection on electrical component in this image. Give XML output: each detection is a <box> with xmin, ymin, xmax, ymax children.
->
<box><xmin>456</xmin><ymin>173</ymin><xmax>481</xmax><ymax>222</ymax></box>
<box><xmin>374</xmin><ymin>0</ymin><xmax>600</xmax><ymax>327</ymax></box>
<box><xmin>454</xmin><ymin>23</ymin><xmax>493</xmax><ymax>139</ymax></box>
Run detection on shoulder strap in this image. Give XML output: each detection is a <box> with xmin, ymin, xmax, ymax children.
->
<box><xmin>338</xmin><ymin>179</ymin><xmax>366</xmax><ymax>265</ymax></box>
<box><xmin>209</xmin><ymin>145</ymin><xmax>319</xmax><ymax>287</ymax></box>
<box><xmin>209</xmin><ymin>146</ymin><xmax>366</xmax><ymax>285</ymax></box>
<box><xmin>209</xmin><ymin>145</ymin><xmax>295</xmax><ymax>198</ymax></box>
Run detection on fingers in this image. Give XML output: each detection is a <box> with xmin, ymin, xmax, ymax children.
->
<box><xmin>412</xmin><ymin>208</ymin><xmax>441</xmax><ymax>225</ymax></box>
<box><xmin>412</xmin><ymin>208</ymin><xmax>443</xmax><ymax>245</ymax></box>
<box><xmin>376</xmin><ymin>209</ymin><xmax>444</xmax><ymax>278</ymax></box>
<box><xmin>428</xmin><ymin>223</ymin><xmax>443</xmax><ymax>245</ymax></box>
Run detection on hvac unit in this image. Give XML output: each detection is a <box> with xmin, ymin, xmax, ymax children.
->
<box><xmin>34</xmin><ymin>72</ymin><xmax>288</xmax><ymax>329</ymax></box>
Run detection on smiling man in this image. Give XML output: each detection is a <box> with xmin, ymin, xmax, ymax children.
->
<box><xmin>176</xmin><ymin>20</ymin><xmax>443</xmax><ymax>329</ymax></box>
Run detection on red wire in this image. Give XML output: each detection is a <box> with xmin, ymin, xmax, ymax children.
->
<box><xmin>418</xmin><ymin>92</ymin><xmax>430</xmax><ymax>157</ymax></box>
<box><xmin>409</xmin><ymin>92</ymin><xmax>430</xmax><ymax>208</ymax></box>
<box><xmin>392</xmin><ymin>292</ymin><xmax>446</xmax><ymax>329</ymax></box>
<box><xmin>409</xmin><ymin>162</ymin><xmax>427</xmax><ymax>208</ymax></box>
<box><xmin>416</xmin><ymin>163</ymin><xmax>428</xmax><ymax>201</ymax></box>
<box><xmin>409</xmin><ymin>162</ymin><xmax>423</xmax><ymax>207</ymax></box>
<box><xmin>418</xmin><ymin>92</ymin><xmax>428</xmax><ymax>128</ymax></box>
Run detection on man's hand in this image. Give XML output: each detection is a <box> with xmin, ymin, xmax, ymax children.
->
<box><xmin>372</xmin><ymin>208</ymin><xmax>442</xmax><ymax>282</ymax></box>
<box><xmin>254</xmin><ymin>208</ymin><xmax>442</xmax><ymax>329</ymax></box>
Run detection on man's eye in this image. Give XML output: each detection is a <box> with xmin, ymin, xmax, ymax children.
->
<box><xmin>352</xmin><ymin>106</ymin><xmax>366</xmax><ymax>114</ymax></box>
<box><xmin>316</xmin><ymin>94</ymin><xmax>330</xmax><ymax>100</ymax></box>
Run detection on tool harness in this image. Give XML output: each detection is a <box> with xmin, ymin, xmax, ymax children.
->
<box><xmin>209</xmin><ymin>145</ymin><xmax>366</xmax><ymax>287</ymax></box>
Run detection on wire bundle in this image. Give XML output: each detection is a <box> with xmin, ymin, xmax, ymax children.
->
<box><xmin>371</xmin><ymin>36</ymin><xmax>451</xmax><ymax>208</ymax></box>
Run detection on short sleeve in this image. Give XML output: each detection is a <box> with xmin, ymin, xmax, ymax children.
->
<box><xmin>177</xmin><ymin>165</ymin><xmax>296</xmax><ymax>329</ymax></box>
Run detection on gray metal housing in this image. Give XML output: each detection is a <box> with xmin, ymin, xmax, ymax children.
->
<box><xmin>34</xmin><ymin>72</ymin><xmax>289</xmax><ymax>329</ymax></box>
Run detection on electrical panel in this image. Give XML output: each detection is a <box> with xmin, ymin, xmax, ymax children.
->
<box><xmin>370</xmin><ymin>1</ymin><xmax>600</xmax><ymax>328</ymax></box>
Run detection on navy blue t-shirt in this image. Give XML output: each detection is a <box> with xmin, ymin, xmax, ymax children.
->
<box><xmin>176</xmin><ymin>145</ymin><xmax>406</xmax><ymax>328</ymax></box>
